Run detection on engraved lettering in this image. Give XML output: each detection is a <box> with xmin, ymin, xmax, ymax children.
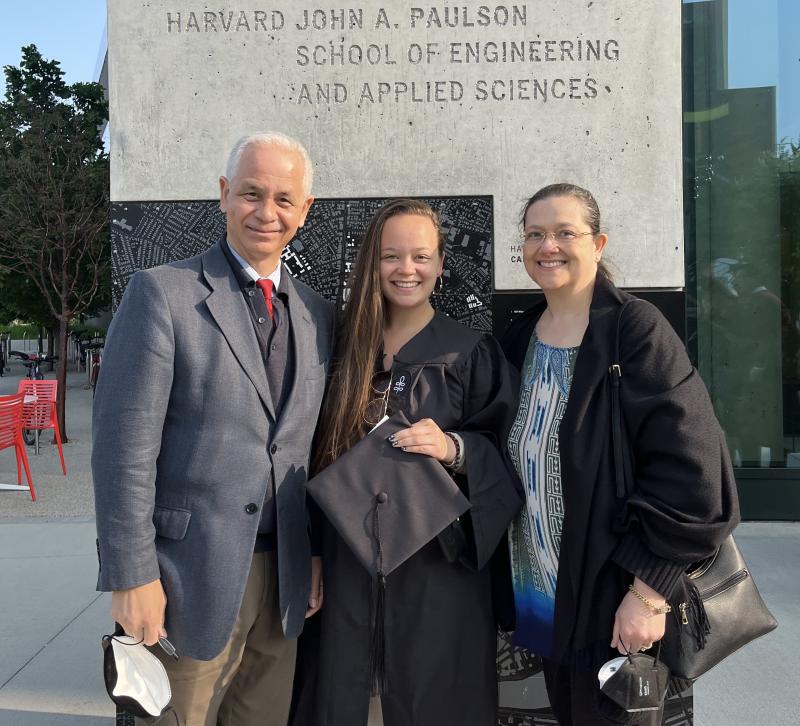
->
<box><xmin>330</xmin><ymin>9</ymin><xmax>345</xmax><ymax>30</ymax></box>
<box><xmin>446</xmin><ymin>39</ymin><xmax>619</xmax><ymax>63</ymax></box>
<box><xmin>297</xmin><ymin>9</ymin><xmax>362</xmax><ymax>30</ymax></box>
<box><xmin>359</xmin><ymin>82</ymin><xmax>375</xmax><ymax>104</ymax></box>
<box><xmin>410</xmin><ymin>5</ymin><xmax>528</xmax><ymax>28</ymax></box>
<box><xmin>299</xmin><ymin>82</ymin><xmax>348</xmax><ymax>104</ymax></box>
<box><xmin>219</xmin><ymin>11</ymin><xmax>234</xmax><ymax>32</ymax></box>
<box><xmin>375</xmin><ymin>8</ymin><xmax>391</xmax><ymax>29</ymax></box>
<box><xmin>605</xmin><ymin>39</ymin><xmax>620</xmax><ymax>60</ymax></box>
<box><xmin>356</xmin><ymin>80</ymin><xmax>464</xmax><ymax>104</ymax></box>
<box><xmin>235</xmin><ymin>10</ymin><xmax>250</xmax><ymax>32</ymax></box>
<box><xmin>297</xmin><ymin>42</ymin><xmax>397</xmax><ymax>66</ymax></box>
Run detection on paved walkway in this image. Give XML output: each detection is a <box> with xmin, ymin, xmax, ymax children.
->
<box><xmin>0</xmin><ymin>359</ymin><xmax>796</xmax><ymax>725</ymax></box>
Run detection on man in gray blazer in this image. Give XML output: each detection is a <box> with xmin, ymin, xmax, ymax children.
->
<box><xmin>92</xmin><ymin>132</ymin><xmax>334</xmax><ymax>725</ymax></box>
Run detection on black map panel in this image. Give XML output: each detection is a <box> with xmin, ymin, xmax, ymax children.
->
<box><xmin>111</xmin><ymin>197</ymin><xmax>493</xmax><ymax>332</ymax></box>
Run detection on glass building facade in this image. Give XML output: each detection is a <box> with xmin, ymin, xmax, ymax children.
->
<box><xmin>683</xmin><ymin>0</ymin><xmax>799</xmax><ymax>518</ymax></box>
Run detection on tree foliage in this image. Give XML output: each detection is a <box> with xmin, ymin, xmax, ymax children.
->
<box><xmin>0</xmin><ymin>45</ymin><xmax>110</xmax><ymax>438</ymax></box>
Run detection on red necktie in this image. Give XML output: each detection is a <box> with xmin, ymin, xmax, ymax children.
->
<box><xmin>256</xmin><ymin>278</ymin><xmax>274</xmax><ymax>322</ymax></box>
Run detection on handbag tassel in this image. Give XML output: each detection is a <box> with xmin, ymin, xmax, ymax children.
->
<box><xmin>688</xmin><ymin>584</ymin><xmax>711</xmax><ymax>650</ymax></box>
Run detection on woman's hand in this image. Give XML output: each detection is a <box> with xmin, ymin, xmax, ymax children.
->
<box><xmin>611</xmin><ymin>578</ymin><xmax>667</xmax><ymax>655</ymax></box>
<box><xmin>389</xmin><ymin>418</ymin><xmax>456</xmax><ymax>463</ymax></box>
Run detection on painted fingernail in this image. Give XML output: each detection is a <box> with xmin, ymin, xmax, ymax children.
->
<box><xmin>387</xmin><ymin>434</ymin><xmax>396</xmax><ymax>442</ymax></box>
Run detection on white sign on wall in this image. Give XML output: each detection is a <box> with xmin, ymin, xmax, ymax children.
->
<box><xmin>108</xmin><ymin>1</ymin><xmax>684</xmax><ymax>289</ymax></box>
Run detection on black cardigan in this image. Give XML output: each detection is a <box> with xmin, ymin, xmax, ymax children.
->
<box><xmin>500</xmin><ymin>275</ymin><xmax>740</xmax><ymax>664</ymax></box>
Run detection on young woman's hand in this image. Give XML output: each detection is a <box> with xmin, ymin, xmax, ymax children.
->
<box><xmin>388</xmin><ymin>418</ymin><xmax>455</xmax><ymax>463</ymax></box>
<box><xmin>610</xmin><ymin>578</ymin><xmax>667</xmax><ymax>655</ymax></box>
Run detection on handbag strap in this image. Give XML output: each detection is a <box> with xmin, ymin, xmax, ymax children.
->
<box><xmin>609</xmin><ymin>298</ymin><xmax>637</xmax><ymax>499</ymax></box>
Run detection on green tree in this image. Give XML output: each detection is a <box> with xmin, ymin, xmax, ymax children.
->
<box><xmin>0</xmin><ymin>268</ymin><xmax>54</xmax><ymax>328</ymax></box>
<box><xmin>0</xmin><ymin>45</ymin><xmax>110</xmax><ymax>440</ymax></box>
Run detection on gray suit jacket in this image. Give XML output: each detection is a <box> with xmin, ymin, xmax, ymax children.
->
<box><xmin>92</xmin><ymin>241</ymin><xmax>334</xmax><ymax>660</ymax></box>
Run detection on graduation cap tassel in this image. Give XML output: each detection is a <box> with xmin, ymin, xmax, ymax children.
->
<box><xmin>369</xmin><ymin>495</ymin><xmax>388</xmax><ymax>696</ymax></box>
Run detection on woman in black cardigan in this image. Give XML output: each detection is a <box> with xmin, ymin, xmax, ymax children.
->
<box><xmin>500</xmin><ymin>183</ymin><xmax>739</xmax><ymax>725</ymax></box>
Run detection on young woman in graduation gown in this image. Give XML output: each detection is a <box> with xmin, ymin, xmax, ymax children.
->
<box><xmin>297</xmin><ymin>199</ymin><xmax>522</xmax><ymax>726</ymax></box>
<box><xmin>499</xmin><ymin>184</ymin><xmax>740</xmax><ymax>725</ymax></box>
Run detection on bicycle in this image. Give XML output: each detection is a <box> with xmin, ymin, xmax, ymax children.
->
<box><xmin>9</xmin><ymin>350</ymin><xmax>57</xmax><ymax>380</ymax></box>
<box><xmin>9</xmin><ymin>351</ymin><xmax>58</xmax><ymax>446</ymax></box>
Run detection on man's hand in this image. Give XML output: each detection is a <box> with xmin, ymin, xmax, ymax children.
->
<box><xmin>306</xmin><ymin>556</ymin><xmax>323</xmax><ymax>618</ymax></box>
<box><xmin>111</xmin><ymin>578</ymin><xmax>168</xmax><ymax>646</ymax></box>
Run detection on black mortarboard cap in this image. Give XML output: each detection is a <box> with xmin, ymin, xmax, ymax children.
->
<box><xmin>306</xmin><ymin>410</ymin><xmax>471</xmax><ymax>577</ymax></box>
<box><xmin>306</xmin><ymin>410</ymin><xmax>471</xmax><ymax>694</ymax></box>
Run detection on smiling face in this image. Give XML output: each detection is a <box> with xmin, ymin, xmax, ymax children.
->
<box><xmin>379</xmin><ymin>214</ymin><xmax>444</xmax><ymax>315</ymax></box>
<box><xmin>522</xmin><ymin>195</ymin><xmax>607</xmax><ymax>294</ymax></box>
<box><xmin>219</xmin><ymin>143</ymin><xmax>314</xmax><ymax>275</ymax></box>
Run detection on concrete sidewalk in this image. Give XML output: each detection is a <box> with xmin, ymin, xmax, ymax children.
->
<box><xmin>0</xmin><ymin>360</ymin><xmax>797</xmax><ymax>725</ymax></box>
<box><xmin>0</xmin><ymin>520</ymin><xmax>112</xmax><ymax>725</ymax></box>
<box><xmin>0</xmin><ymin>359</ymin><xmax>110</xmax><ymax>724</ymax></box>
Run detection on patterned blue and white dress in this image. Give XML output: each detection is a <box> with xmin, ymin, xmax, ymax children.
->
<box><xmin>507</xmin><ymin>333</ymin><xmax>578</xmax><ymax>658</ymax></box>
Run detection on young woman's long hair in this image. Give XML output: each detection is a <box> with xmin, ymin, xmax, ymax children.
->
<box><xmin>313</xmin><ymin>198</ymin><xmax>444</xmax><ymax>470</ymax></box>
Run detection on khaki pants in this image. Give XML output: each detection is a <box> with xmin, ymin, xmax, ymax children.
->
<box><xmin>368</xmin><ymin>697</ymin><xmax>384</xmax><ymax>726</ymax></box>
<box><xmin>137</xmin><ymin>552</ymin><xmax>297</xmax><ymax>726</ymax></box>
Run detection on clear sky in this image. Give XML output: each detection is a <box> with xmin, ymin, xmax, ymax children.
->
<box><xmin>0</xmin><ymin>0</ymin><xmax>106</xmax><ymax>87</ymax></box>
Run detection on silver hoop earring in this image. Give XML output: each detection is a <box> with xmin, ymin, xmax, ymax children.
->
<box><xmin>434</xmin><ymin>275</ymin><xmax>444</xmax><ymax>295</ymax></box>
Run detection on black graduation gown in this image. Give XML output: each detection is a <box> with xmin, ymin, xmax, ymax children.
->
<box><xmin>299</xmin><ymin>311</ymin><xmax>522</xmax><ymax>726</ymax></box>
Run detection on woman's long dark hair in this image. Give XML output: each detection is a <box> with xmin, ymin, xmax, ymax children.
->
<box><xmin>520</xmin><ymin>183</ymin><xmax>612</xmax><ymax>281</ymax></box>
<box><xmin>313</xmin><ymin>199</ymin><xmax>444</xmax><ymax>470</ymax></box>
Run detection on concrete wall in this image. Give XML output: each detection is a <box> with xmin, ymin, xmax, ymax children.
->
<box><xmin>107</xmin><ymin>0</ymin><xmax>684</xmax><ymax>290</ymax></box>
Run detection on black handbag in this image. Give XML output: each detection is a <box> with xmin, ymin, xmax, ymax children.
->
<box><xmin>608</xmin><ymin>299</ymin><xmax>777</xmax><ymax>682</ymax></box>
<box><xmin>659</xmin><ymin>534</ymin><xmax>777</xmax><ymax>680</ymax></box>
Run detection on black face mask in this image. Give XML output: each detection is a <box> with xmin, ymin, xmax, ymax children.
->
<box><xmin>599</xmin><ymin>653</ymin><xmax>670</xmax><ymax>713</ymax></box>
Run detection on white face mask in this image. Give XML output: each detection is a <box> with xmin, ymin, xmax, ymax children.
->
<box><xmin>102</xmin><ymin>634</ymin><xmax>172</xmax><ymax>718</ymax></box>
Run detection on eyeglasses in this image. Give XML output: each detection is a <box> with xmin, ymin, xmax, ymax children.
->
<box><xmin>521</xmin><ymin>230</ymin><xmax>595</xmax><ymax>246</ymax></box>
<box><xmin>364</xmin><ymin>371</ymin><xmax>392</xmax><ymax>426</ymax></box>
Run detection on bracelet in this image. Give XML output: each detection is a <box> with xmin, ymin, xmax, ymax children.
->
<box><xmin>443</xmin><ymin>431</ymin><xmax>465</xmax><ymax>471</ymax></box>
<box><xmin>628</xmin><ymin>584</ymin><xmax>672</xmax><ymax>615</ymax></box>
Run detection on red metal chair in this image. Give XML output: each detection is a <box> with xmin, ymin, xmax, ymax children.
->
<box><xmin>0</xmin><ymin>394</ymin><xmax>36</xmax><ymax>501</ymax></box>
<box><xmin>16</xmin><ymin>379</ymin><xmax>67</xmax><ymax>476</ymax></box>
